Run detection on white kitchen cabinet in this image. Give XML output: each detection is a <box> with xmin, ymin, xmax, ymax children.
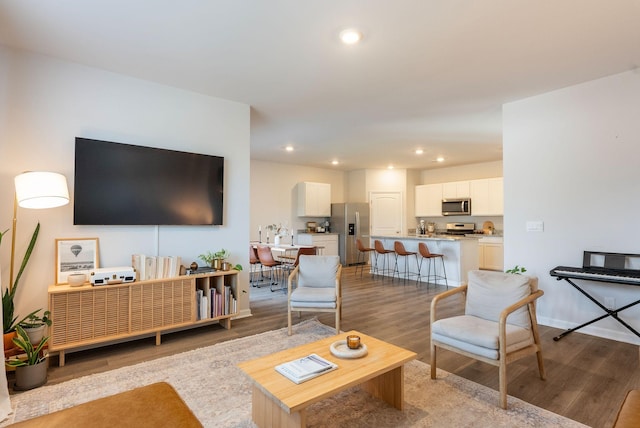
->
<box><xmin>470</xmin><ymin>177</ymin><xmax>503</xmax><ymax>216</ymax></box>
<box><xmin>442</xmin><ymin>180</ymin><xmax>470</xmax><ymax>199</ymax></box>
<box><xmin>297</xmin><ymin>182</ymin><xmax>331</xmax><ymax>217</ymax></box>
<box><xmin>297</xmin><ymin>233</ymin><xmax>339</xmax><ymax>256</ymax></box>
<box><xmin>415</xmin><ymin>183</ymin><xmax>443</xmax><ymax>217</ymax></box>
<box><xmin>478</xmin><ymin>237</ymin><xmax>504</xmax><ymax>271</ymax></box>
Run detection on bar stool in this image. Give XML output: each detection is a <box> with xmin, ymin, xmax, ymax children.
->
<box><xmin>355</xmin><ymin>238</ymin><xmax>374</xmax><ymax>278</ymax></box>
<box><xmin>393</xmin><ymin>241</ymin><xmax>419</xmax><ymax>284</ymax></box>
<box><xmin>373</xmin><ymin>240</ymin><xmax>395</xmax><ymax>280</ymax></box>
<box><xmin>417</xmin><ymin>242</ymin><xmax>448</xmax><ymax>287</ymax></box>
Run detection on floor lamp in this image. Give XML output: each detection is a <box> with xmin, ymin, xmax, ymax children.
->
<box><xmin>9</xmin><ymin>171</ymin><xmax>70</xmax><ymax>291</ymax></box>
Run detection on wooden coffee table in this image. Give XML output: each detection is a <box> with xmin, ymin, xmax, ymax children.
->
<box><xmin>238</xmin><ymin>330</ymin><xmax>416</xmax><ymax>428</ymax></box>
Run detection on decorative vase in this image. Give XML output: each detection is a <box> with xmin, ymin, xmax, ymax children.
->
<box><xmin>14</xmin><ymin>360</ymin><xmax>48</xmax><ymax>391</ymax></box>
<box><xmin>67</xmin><ymin>273</ymin><xmax>87</xmax><ymax>287</ymax></box>
<box><xmin>212</xmin><ymin>259</ymin><xmax>222</xmax><ymax>270</ymax></box>
<box><xmin>274</xmin><ymin>235</ymin><xmax>281</xmax><ymax>246</ymax></box>
<box><xmin>23</xmin><ymin>325</ymin><xmax>46</xmax><ymax>345</ymax></box>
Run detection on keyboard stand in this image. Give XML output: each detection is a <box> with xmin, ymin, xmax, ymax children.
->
<box><xmin>551</xmin><ymin>274</ymin><xmax>640</xmax><ymax>341</ymax></box>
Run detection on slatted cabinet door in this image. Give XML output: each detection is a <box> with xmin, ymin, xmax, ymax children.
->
<box><xmin>49</xmin><ymin>285</ymin><xmax>130</xmax><ymax>348</ymax></box>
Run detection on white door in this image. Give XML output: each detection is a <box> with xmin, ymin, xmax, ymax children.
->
<box><xmin>370</xmin><ymin>191</ymin><xmax>403</xmax><ymax>236</ymax></box>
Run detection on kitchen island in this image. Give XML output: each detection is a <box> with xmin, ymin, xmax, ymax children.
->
<box><xmin>370</xmin><ymin>235</ymin><xmax>479</xmax><ymax>287</ymax></box>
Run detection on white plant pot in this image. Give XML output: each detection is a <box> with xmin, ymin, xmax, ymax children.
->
<box><xmin>23</xmin><ymin>325</ymin><xmax>46</xmax><ymax>345</ymax></box>
<box><xmin>274</xmin><ymin>235</ymin><xmax>281</xmax><ymax>245</ymax></box>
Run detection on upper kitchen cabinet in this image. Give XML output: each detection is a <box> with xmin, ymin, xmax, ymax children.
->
<box><xmin>470</xmin><ymin>177</ymin><xmax>504</xmax><ymax>216</ymax></box>
<box><xmin>415</xmin><ymin>183</ymin><xmax>443</xmax><ymax>217</ymax></box>
<box><xmin>442</xmin><ymin>181</ymin><xmax>470</xmax><ymax>199</ymax></box>
<box><xmin>297</xmin><ymin>182</ymin><xmax>331</xmax><ymax>217</ymax></box>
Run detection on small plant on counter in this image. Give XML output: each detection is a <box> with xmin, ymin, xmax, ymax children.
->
<box><xmin>505</xmin><ymin>265</ymin><xmax>527</xmax><ymax>275</ymax></box>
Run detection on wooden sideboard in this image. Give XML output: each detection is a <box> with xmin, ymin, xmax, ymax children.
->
<box><xmin>48</xmin><ymin>270</ymin><xmax>238</xmax><ymax>366</ymax></box>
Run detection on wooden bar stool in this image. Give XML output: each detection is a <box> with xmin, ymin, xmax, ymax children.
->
<box><xmin>355</xmin><ymin>238</ymin><xmax>374</xmax><ymax>278</ymax></box>
<box><xmin>417</xmin><ymin>242</ymin><xmax>447</xmax><ymax>287</ymax></box>
<box><xmin>393</xmin><ymin>241</ymin><xmax>419</xmax><ymax>284</ymax></box>
<box><xmin>373</xmin><ymin>240</ymin><xmax>395</xmax><ymax>281</ymax></box>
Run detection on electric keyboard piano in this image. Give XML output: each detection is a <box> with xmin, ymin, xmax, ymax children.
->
<box><xmin>550</xmin><ymin>251</ymin><xmax>640</xmax><ymax>341</ymax></box>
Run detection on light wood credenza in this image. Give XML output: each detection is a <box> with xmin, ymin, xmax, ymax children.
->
<box><xmin>48</xmin><ymin>270</ymin><xmax>238</xmax><ymax>366</ymax></box>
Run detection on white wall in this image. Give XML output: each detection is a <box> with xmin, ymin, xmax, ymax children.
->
<box><xmin>504</xmin><ymin>70</ymin><xmax>640</xmax><ymax>344</ymax></box>
<box><xmin>249</xmin><ymin>160</ymin><xmax>345</xmax><ymax>241</ymax></box>
<box><xmin>0</xmin><ymin>47</ymin><xmax>252</xmax><ymax>320</ymax></box>
<box><xmin>421</xmin><ymin>161</ymin><xmax>502</xmax><ymax>183</ymax></box>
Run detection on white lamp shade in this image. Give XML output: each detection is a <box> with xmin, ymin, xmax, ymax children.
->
<box><xmin>15</xmin><ymin>171</ymin><xmax>70</xmax><ymax>209</ymax></box>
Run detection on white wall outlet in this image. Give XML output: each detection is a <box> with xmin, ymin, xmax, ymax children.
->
<box><xmin>604</xmin><ymin>297</ymin><xmax>615</xmax><ymax>310</ymax></box>
<box><xmin>526</xmin><ymin>221</ymin><xmax>544</xmax><ymax>232</ymax></box>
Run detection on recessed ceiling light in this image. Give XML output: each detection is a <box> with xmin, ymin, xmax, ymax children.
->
<box><xmin>331</xmin><ymin>160</ymin><xmax>339</xmax><ymax>165</ymax></box>
<box><xmin>339</xmin><ymin>28</ymin><xmax>362</xmax><ymax>45</ymax></box>
<box><xmin>436</xmin><ymin>157</ymin><xmax>444</xmax><ymax>162</ymax></box>
<box><xmin>285</xmin><ymin>145</ymin><xmax>294</xmax><ymax>152</ymax></box>
<box><xmin>415</xmin><ymin>149</ymin><xmax>424</xmax><ymax>155</ymax></box>
<box><xmin>387</xmin><ymin>165</ymin><xmax>394</xmax><ymax>170</ymax></box>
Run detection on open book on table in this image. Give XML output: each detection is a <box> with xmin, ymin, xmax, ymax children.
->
<box><xmin>275</xmin><ymin>353</ymin><xmax>338</xmax><ymax>384</ymax></box>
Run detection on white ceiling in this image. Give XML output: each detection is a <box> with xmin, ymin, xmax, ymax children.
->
<box><xmin>1</xmin><ymin>1</ymin><xmax>639</xmax><ymax>171</ymax></box>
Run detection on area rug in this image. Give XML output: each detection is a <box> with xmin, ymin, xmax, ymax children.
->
<box><xmin>2</xmin><ymin>319</ymin><xmax>588</xmax><ymax>427</ymax></box>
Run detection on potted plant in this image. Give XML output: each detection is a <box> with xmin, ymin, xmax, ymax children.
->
<box><xmin>1</xmin><ymin>223</ymin><xmax>40</xmax><ymax>350</ymax></box>
<box><xmin>199</xmin><ymin>248</ymin><xmax>230</xmax><ymax>270</ymax></box>
<box><xmin>199</xmin><ymin>249</ymin><xmax>243</xmax><ymax>271</ymax></box>
<box><xmin>19</xmin><ymin>310</ymin><xmax>51</xmax><ymax>345</ymax></box>
<box><xmin>5</xmin><ymin>325</ymin><xmax>49</xmax><ymax>390</ymax></box>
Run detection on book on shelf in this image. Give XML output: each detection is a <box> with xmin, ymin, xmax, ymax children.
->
<box><xmin>132</xmin><ymin>254</ymin><xmax>183</xmax><ymax>280</ymax></box>
<box><xmin>275</xmin><ymin>353</ymin><xmax>338</xmax><ymax>384</ymax></box>
<box><xmin>186</xmin><ymin>267</ymin><xmax>216</xmax><ymax>275</ymax></box>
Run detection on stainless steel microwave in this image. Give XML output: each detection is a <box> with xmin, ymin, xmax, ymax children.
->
<box><xmin>442</xmin><ymin>198</ymin><xmax>471</xmax><ymax>216</ymax></box>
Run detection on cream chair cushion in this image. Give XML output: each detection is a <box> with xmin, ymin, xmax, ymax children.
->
<box><xmin>465</xmin><ymin>270</ymin><xmax>532</xmax><ymax>328</ymax></box>
<box><xmin>290</xmin><ymin>255</ymin><xmax>340</xmax><ymax>309</ymax></box>
<box><xmin>432</xmin><ymin>270</ymin><xmax>535</xmax><ymax>360</ymax></box>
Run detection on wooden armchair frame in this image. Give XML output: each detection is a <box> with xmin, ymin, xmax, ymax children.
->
<box><xmin>287</xmin><ymin>261</ymin><xmax>342</xmax><ymax>336</ymax></box>
<box><xmin>430</xmin><ymin>280</ymin><xmax>546</xmax><ymax>409</ymax></box>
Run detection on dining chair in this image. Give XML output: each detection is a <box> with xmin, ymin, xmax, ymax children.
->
<box><xmin>256</xmin><ymin>245</ymin><xmax>282</xmax><ymax>291</ymax></box>
<box><xmin>249</xmin><ymin>245</ymin><xmax>263</xmax><ymax>287</ymax></box>
<box><xmin>430</xmin><ymin>270</ymin><xmax>545</xmax><ymax>409</ymax></box>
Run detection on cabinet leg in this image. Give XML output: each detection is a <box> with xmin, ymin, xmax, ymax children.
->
<box><xmin>58</xmin><ymin>350</ymin><xmax>65</xmax><ymax>367</ymax></box>
<box><xmin>156</xmin><ymin>332</ymin><xmax>161</xmax><ymax>346</ymax></box>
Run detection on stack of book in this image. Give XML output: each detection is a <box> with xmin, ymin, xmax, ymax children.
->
<box><xmin>275</xmin><ymin>353</ymin><xmax>338</xmax><ymax>384</ymax></box>
<box><xmin>196</xmin><ymin>284</ymin><xmax>236</xmax><ymax>320</ymax></box>
<box><xmin>131</xmin><ymin>254</ymin><xmax>182</xmax><ymax>280</ymax></box>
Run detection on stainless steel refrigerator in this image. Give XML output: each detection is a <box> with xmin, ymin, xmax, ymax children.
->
<box><xmin>331</xmin><ymin>203</ymin><xmax>370</xmax><ymax>266</ymax></box>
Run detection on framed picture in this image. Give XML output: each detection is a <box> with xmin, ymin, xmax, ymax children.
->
<box><xmin>55</xmin><ymin>238</ymin><xmax>100</xmax><ymax>285</ymax></box>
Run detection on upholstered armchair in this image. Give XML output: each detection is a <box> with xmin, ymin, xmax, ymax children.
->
<box><xmin>287</xmin><ymin>255</ymin><xmax>342</xmax><ymax>335</ymax></box>
<box><xmin>430</xmin><ymin>270</ymin><xmax>546</xmax><ymax>409</ymax></box>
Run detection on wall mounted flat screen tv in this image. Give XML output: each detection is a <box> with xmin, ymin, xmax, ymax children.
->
<box><xmin>74</xmin><ymin>138</ymin><xmax>224</xmax><ymax>225</ymax></box>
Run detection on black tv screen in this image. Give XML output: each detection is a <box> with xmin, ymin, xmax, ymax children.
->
<box><xmin>74</xmin><ymin>138</ymin><xmax>224</xmax><ymax>225</ymax></box>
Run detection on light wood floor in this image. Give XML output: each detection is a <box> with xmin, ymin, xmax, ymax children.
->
<box><xmin>20</xmin><ymin>267</ymin><xmax>640</xmax><ymax>428</ymax></box>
